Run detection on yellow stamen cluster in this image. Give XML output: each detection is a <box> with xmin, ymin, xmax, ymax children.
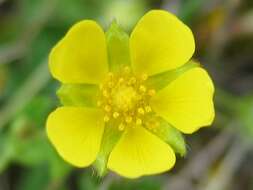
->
<box><xmin>97</xmin><ymin>67</ymin><xmax>156</xmax><ymax>131</ymax></box>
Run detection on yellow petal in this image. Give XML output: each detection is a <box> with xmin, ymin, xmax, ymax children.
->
<box><xmin>150</xmin><ymin>68</ymin><xmax>215</xmax><ymax>134</ymax></box>
<box><xmin>130</xmin><ymin>10</ymin><xmax>195</xmax><ymax>76</ymax></box>
<box><xmin>49</xmin><ymin>20</ymin><xmax>108</xmax><ymax>84</ymax></box>
<box><xmin>107</xmin><ymin>126</ymin><xmax>176</xmax><ymax>178</ymax></box>
<box><xmin>46</xmin><ymin>107</ymin><xmax>104</xmax><ymax>167</ymax></box>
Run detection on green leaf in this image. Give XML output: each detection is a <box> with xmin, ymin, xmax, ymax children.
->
<box><xmin>8</xmin><ymin>115</ymin><xmax>46</xmax><ymax>166</ymax></box>
<box><xmin>17</xmin><ymin>165</ymin><xmax>50</xmax><ymax>190</ymax></box>
<box><xmin>57</xmin><ymin>84</ymin><xmax>99</xmax><ymax>107</ymax></box>
<box><xmin>93</xmin><ymin>123</ymin><xmax>123</xmax><ymax>177</ymax></box>
<box><xmin>13</xmin><ymin>134</ymin><xmax>49</xmax><ymax>166</ymax></box>
<box><xmin>146</xmin><ymin>118</ymin><xmax>186</xmax><ymax>157</ymax></box>
<box><xmin>19</xmin><ymin>0</ymin><xmax>47</xmax><ymax>25</ymax></box>
<box><xmin>145</xmin><ymin>60</ymin><xmax>199</xmax><ymax>91</ymax></box>
<box><xmin>10</xmin><ymin>116</ymin><xmax>71</xmax><ymax>178</ymax></box>
<box><xmin>53</xmin><ymin>0</ymin><xmax>103</xmax><ymax>25</ymax></box>
<box><xmin>106</xmin><ymin>21</ymin><xmax>131</xmax><ymax>72</ymax></box>
<box><xmin>21</xmin><ymin>95</ymin><xmax>53</xmax><ymax>128</ymax></box>
<box><xmin>179</xmin><ymin>0</ymin><xmax>205</xmax><ymax>23</ymax></box>
<box><xmin>0</xmin><ymin>132</ymin><xmax>15</xmax><ymax>173</ymax></box>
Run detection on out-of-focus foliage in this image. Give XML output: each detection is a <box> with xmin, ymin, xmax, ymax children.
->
<box><xmin>0</xmin><ymin>0</ymin><xmax>253</xmax><ymax>189</ymax></box>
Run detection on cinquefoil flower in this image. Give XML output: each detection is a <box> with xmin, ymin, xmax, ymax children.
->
<box><xmin>47</xmin><ymin>10</ymin><xmax>214</xmax><ymax>178</ymax></box>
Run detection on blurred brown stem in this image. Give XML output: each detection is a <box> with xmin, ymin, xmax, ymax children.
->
<box><xmin>200</xmin><ymin>138</ymin><xmax>252</xmax><ymax>190</ymax></box>
<box><xmin>162</xmin><ymin>127</ymin><xmax>234</xmax><ymax>190</ymax></box>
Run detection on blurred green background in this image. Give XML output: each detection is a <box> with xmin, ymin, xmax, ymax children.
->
<box><xmin>0</xmin><ymin>0</ymin><xmax>253</xmax><ymax>189</ymax></box>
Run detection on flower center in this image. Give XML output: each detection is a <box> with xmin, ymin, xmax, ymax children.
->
<box><xmin>97</xmin><ymin>67</ymin><xmax>156</xmax><ymax>131</ymax></box>
<box><xmin>111</xmin><ymin>85</ymin><xmax>138</xmax><ymax>111</ymax></box>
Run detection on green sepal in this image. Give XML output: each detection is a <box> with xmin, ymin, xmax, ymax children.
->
<box><xmin>57</xmin><ymin>84</ymin><xmax>99</xmax><ymax>107</ymax></box>
<box><xmin>147</xmin><ymin>118</ymin><xmax>186</xmax><ymax>157</ymax></box>
<box><xmin>93</xmin><ymin>123</ymin><xmax>123</xmax><ymax>177</ymax></box>
<box><xmin>145</xmin><ymin>60</ymin><xmax>200</xmax><ymax>91</ymax></box>
<box><xmin>106</xmin><ymin>20</ymin><xmax>131</xmax><ymax>72</ymax></box>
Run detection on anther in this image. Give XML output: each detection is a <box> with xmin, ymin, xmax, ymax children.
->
<box><xmin>139</xmin><ymin>85</ymin><xmax>146</xmax><ymax>92</ymax></box>
<box><xmin>138</xmin><ymin>107</ymin><xmax>145</xmax><ymax>115</ymax></box>
<box><xmin>145</xmin><ymin>106</ymin><xmax>152</xmax><ymax>113</ymax></box>
<box><xmin>108</xmin><ymin>72</ymin><xmax>114</xmax><ymax>78</ymax></box>
<box><xmin>102</xmin><ymin>90</ymin><xmax>109</xmax><ymax>97</ymax></box>
<box><xmin>113</xmin><ymin>112</ymin><xmax>119</xmax><ymax>118</ymax></box>
<box><xmin>136</xmin><ymin>118</ymin><xmax>142</xmax><ymax>125</ymax></box>
<box><xmin>97</xmin><ymin>101</ymin><xmax>102</xmax><ymax>107</ymax></box>
<box><xmin>125</xmin><ymin>116</ymin><xmax>132</xmax><ymax>123</ymax></box>
<box><xmin>124</xmin><ymin>67</ymin><xmax>131</xmax><ymax>73</ymax></box>
<box><xmin>141</xmin><ymin>74</ymin><xmax>148</xmax><ymax>81</ymax></box>
<box><xmin>104</xmin><ymin>105</ymin><xmax>111</xmax><ymax>112</ymax></box>
<box><xmin>118</xmin><ymin>123</ymin><xmax>125</xmax><ymax>131</ymax></box>
<box><xmin>108</xmin><ymin>99</ymin><xmax>112</xmax><ymax>104</ymax></box>
<box><xmin>108</xmin><ymin>81</ymin><xmax>114</xmax><ymax>88</ymax></box>
<box><xmin>148</xmin><ymin>89</ymin><xmax>156</xmax><ymax>96</ymax></box>
<box><xmin>103</xmin><ymin>115</ymin><xmax>110</xmax><ymax>122</ymax></box>
<box><xmin>129</xmin><ymin>77</ymin><xmax>136</xmax><ymax>84</ymax></box>
<box><xmin>119</xmin><ymin>77</ymin><xmax>124</xmax><ymax>84</ymax></box>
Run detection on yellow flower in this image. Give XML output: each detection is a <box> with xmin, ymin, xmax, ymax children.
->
<box><xmin>46</xmin><ymin>10</ymin><xmax>215</xmax><ymax>178</ymax></box>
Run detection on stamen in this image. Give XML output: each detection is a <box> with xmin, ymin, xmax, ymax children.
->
<box><xmin>141</xmin><ymin>74</ymin><xmax>148</xmax><ymax>81</ymax></box>
<box><xmin>145</xmin><ymin>106</ymin><xmax>152</xmax><ymax>113</ymax></box>
<box><xmin>125</xmin><ymin>116</ymin><xmax>132</xmax><ymax>123</ymax></box>
<box><xmin>124</xmin><ymin>66</ymin><xmax>131</xmax><ymax>73</ymax></box>
<box><xmin>113</xmin><ymin>112</ymin><xmax>119</xmax><ymax>118</ymax></box>
<box><xmin>128</xmin><ymin>77</ymin><xmax>136</xmax><ymax>85</ymax></box>
<box><xmin>108</xmin><ymin>72</ymin><xmax>114</xmax><ymax>78</ymax></box>
<box><xmin>104</xmin><ymin>105</ymin><xmax>111</xmax><ymax>112</ymax></box>
<box><xmin>148</xmin><ymin>89</ymin><xmax>156</xmax><ymax>96</ymax></box>
<box><xmin>119</xmin><ymin>77</ymin><xmax>124</xmax><ymax>84</ymax></box>
<box><xmin>99</xmin><ymin>69</ymin><xmax>156</xmax><ymax>131</ymax></box>
<box><xmin>103</xmin><ymin>90</ymin><xmax>109</xmax><ymax>97</ymax></box>
<box><xmin>103</xmin><ymin>115</ymin><xmax>110</xmax><ymax>122</ymax></box>
<box><xmin>139</xmin><ymin>85</ymin><xmax>146</xmax><ymax>92</ymax></box>
<box><xmin>118</xmin><ymin>123</ymin><xmax>125</xmax><ymax>131</ymax></box>
<box><xmin>108</xmin><ymin>99</ymin><xmax>112</xmax><ymax>104</ymax></box>
<box><xmin>97</xmin><ymin>101</ymin><xmax>102</xmax><ymax>107</ymax></box>
<box><xmin>138</xmin><ymin>107</ymin><xmax>145</xmax><ymax>115</ymax></box>
<box><xmin>136</xmin><ymin>118</ymin><xmax>142</xmax><ymax>125</ymax></box>
<box><xmin>108</xmin><ymin>81</ymin><xmax>114</xmax><ymax>88</ymax></box>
